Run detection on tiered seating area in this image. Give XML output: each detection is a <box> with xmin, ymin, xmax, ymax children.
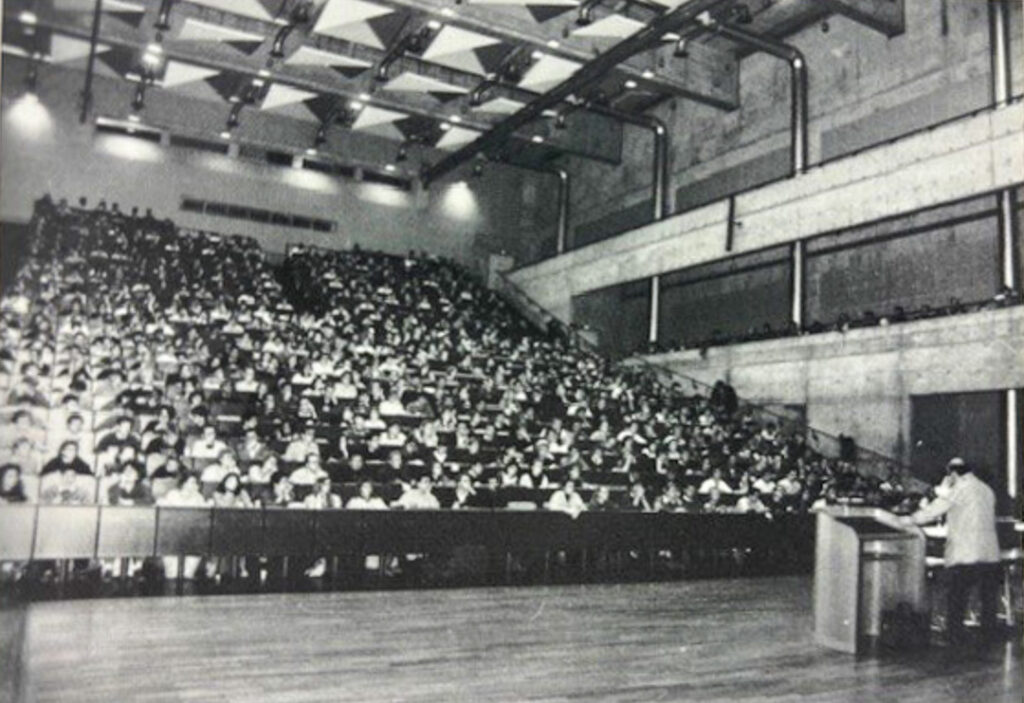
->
<box><xmin>0</xmin><ymin>194</ymin><xmax>913</xmax><ymax>516</ymax></box>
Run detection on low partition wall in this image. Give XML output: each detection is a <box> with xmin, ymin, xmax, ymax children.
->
<box><xmin>0</xmin><ymin>506</ymin><xmax>815</xmax><ymax>591</ymax></box>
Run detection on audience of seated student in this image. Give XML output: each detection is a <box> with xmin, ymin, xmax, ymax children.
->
<box><xmin>0</xmin><ymin>194</ymin><xmax>909</xmax><ymax>521</ymax></box>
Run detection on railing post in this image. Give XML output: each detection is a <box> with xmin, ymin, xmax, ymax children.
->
<box><xmin>998</xmin><ymin>188</ymin><xmax>1019</xmax><ymax>290</ymax></box>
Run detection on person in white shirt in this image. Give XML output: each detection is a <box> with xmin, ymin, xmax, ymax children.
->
<box><xmin>699</xmin><ymin>468</ymin><xmax>734</xmax><ymax>495</ymax></box>
<box><xmin>346</xmin><ymin>481</ymin><xmax>388</xmax><ymax>510</ymax></box>
<box><xmin>392</xmin><ymin>475</ymin><xmax>441</xmax><ymax>510</ymax></box>
<box><xmin>546</xmin><ymin>479</ymin><xmax>586</xmax><ymax>518</ymax></box>
<box><xmin>906</xmin><ymin>457</ymin><xmax>1001</xmax><ymax>644</ymax></box>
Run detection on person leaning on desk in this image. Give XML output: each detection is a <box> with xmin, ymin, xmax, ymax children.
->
<box><xmin>901</xmin><ymin>457</ymin><xmax>1002</xmax><ymax>645</ymax></box>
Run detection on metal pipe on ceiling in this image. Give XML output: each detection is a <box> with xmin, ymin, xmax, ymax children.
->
<box><xmin>79</xmin><ymin>0</ymin><xmax>105</xmax><ymax>123</ymax></box>
<box><xmin>420</xmin><ymin>0</ymin><xmax>726</xmax><ymax>186</ymax></box>
<box><xmin>705</xmin><ymin>21</ymin><xmax>808</xmax><ymax>176</ymax></box>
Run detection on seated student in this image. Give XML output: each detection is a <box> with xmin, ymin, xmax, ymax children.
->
<box><xmin>377</xmin><ymin>423</ymin><xmax>408</xmax><ymax>448</ymax></box>
<box><xmin>3</xmin><ymin>437</ymin><xmax>43</xmax><ymax>476</ymax></box>
<box><xmin>735</xmin><ymin>490</ymin><xmax>771</xmax><ymax>516</ymax></box>
<box><xmin>678</xmin><ymin>483</ymin><xmax>702</xmax><ymax>513</ymax></box>
<box><xmin>546</xmin><ymin>479</ymin><xmax>587</xmax><ymax>517</ymax></box>
<box><xmin>107</xmin><ymin>463</ymin><xmax>153</xmax><ymax>506</ymax></box>
<box><xmin>40</xmin><ymin>466</ymin><xmax>94</xmax><ymax>505</ymax></box>
<box><xmin>234</xmin><ymin>427</ymin><xmax>271</xmax><ymax>465</ymax></box>
<box><xmin>653</xmin><ymin>482</ymin><xmax>684</xmax><ymax>512</ymax></box>
<box><xmin>185</xmin><ymin>423</ymin><xmax>229</xmax><ymax>468</ymax></box>
<box><xmin>623</xmin><ymin>481</ymin><xmax>653</xmax><ymax>512</ymax></box>
<box><xmin>698</xmin><ymin>467</ymin><xmax>734</xmax><ymax>495</ymax></box>
<box><xmin>41</xmin><ymin>440</ymin><xmax>93</xmax><ymax>477</ymax></box>
<box><xmin>289</xmin><ymin>452</ymin><xmax>329</xmax><ymax>491</ymax></box>
<box><xmin>391</xmin><ymin>475</ymin><xmax>441</xmax><ymax>510</ymax></box>
<box><xmin>212</xmin><ymin>473</ymin><xmax>253</xmax><ymax>508</ymax></box>
<box><xmin>198</xmin><ymin>450</ymin><xmax>240</xmax><ymax>499</ymax></box>
<box><xmin>246</xmin><ymin>455</ymin><xmax>278</xmax><ymax>503</ymax></box>
<box><xmin>283</xmin><ymin>423</ymin><xmax>320</xmax><ymax>463</ymax></box>
<box><xmin>0</xmin><ymin>463</ymin><xmax>29</xmax><ymax>503</ymax></box>
<box><xmin>302</xmin><ymin>476</ymin><xmax>341</xmax><ymax>510</ymax></box>
<box><xmin>345</xmin><ymin>480</ymin><xmax>388</xmax><ymax>510</ymax></box>
<box><xmin>518</xmin><ymin>459</ymin><xmax>552</xmax><ymax>489</ymax></box>
<box><xmin>587</xmin><ymin>485</ymin><xmax>616</xmax><ymax>512</ymax></box>
<box><xmin>337</xmin><ymin>452</ymin><xmax>370</xmax><ymax>484</ymax></box>
<box><xmin>160</xmin><ymin>473</ymin><xmax>209</xmax><ymax>507</ymax></box>
<box><xmin>0</xmin><ymin>409</ymin><xmax>46</xmax><ymax>451</ymax></box>
<box><xmin>449</xmin><ymin>474</ymin><xmax>479</xmax><ymax>509</ymax></box>
<box><xmin>95</xmin><ymin>415</ymin><xmax>141</xmax><ymax>455</ymax></box>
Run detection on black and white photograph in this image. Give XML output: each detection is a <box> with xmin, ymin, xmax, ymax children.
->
<box><xmin>0</xmin><ymin>0</ymin><xmax>1021</xmax><ymax>700</ymax></box>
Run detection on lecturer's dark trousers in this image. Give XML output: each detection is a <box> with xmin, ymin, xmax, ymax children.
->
<box><xmin>946</xmin><ymin>562</ymin><xmax>1001</xmax><ymax>640</ymax></box>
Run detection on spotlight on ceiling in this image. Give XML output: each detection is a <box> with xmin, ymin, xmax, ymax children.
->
<box><xmin>384</xmin><ymin>163</ymin><xmax>397</xmax><ymax>172</ymax></box>
<box><xmin>624</xmin><ymin>79</ymin><xmax>637</xmax><ymax>90</ymax></box>
<box><xmin>531</xmin><ymin>135</ymin><xmax>544</xmax><ymax>144</ymax></box>
<box><xmin>439</xmin><ymin>122</ymin><xmax>452</xmax><ymax>131</ymax></box>
<box><xmin>674</xmin><ymin>38</ymin><xmax>689</xmax><ymax>58</ymax></box>
<box><xmin>19</xmin><ymin>11</ymin><xmax>38</xmax><ymax>25</ymax></box>
<box><xmin>554</xmin><ymin>112</ymin><xmax>567</xmax><ymax>129</ymax></box>
<box><xmin>395</xmin><ymin>145</ymin><xmax>409</xmax><ymax>162</ymax></box>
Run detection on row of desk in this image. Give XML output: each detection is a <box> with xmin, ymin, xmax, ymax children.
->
<box><xmin>0</xmin><ymin>505</ymin><xmax>814</xmax><ymax>562</ymax></box>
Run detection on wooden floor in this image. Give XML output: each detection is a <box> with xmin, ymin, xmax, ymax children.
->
<box><xmin>8</xmin><ymin>576</ymin><xmax>1022</xmax><ymax>702</ymax></box>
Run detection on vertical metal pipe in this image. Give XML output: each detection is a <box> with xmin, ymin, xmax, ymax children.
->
<box><xmin>791</xmin><ymin>240</ymin><xmax>804</xmax><ymax>329</ymax></box>
<box><xmin>712</xmin><ymin>24</ymin><xmax>807</xmax><ymax>175</ymax></box>
<box><xmin>80</xmin><ymin>0</ymin><xmax>105</xmax><ymax>124</ymax></box>
<box><xmin>554</xmin><ymin>168</ymin><xmax>570</xmax><ymax>254</ymax></box>
<box><xmin>999</xmin><ymin>188</ymin><xmax>1019</xmax><ymax>289</ymax></box>
<box><xmin>990</xmin><ymin>0</ymin><xmax>1012</xmax><ymax>107</ymax></box>
<box><xmin>1008</xmin><ymin>388</ymin><xmax>1019</xmax><ymax>500</ymax></box>
<box><xmin>648</xmin><ymin>275</ymin><xmax>660</xmax><ymax>345</ymax></box>
<box><xmin>651</xmin><ymin>120</ymin><xmax>669</xmax><ymax>220</ymax></box>
<box><xmin>790</xmin><ymin>55</ymin><xmax>809</xmax><ymax>175</ymax></box>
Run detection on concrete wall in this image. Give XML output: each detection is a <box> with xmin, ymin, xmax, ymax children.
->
<box><xmin>563</xmin><ymin>0</ymin><xmax>1023</xmax><ymax>240</ymax></box>
<box><xmin>0</xmin><ymin>59</ymin><xmax>558</xmax><ymax>271</ymax></box>
<box><xmin>509</xmin><ymin>100</ymin><xmax>1024</xmax><ymax>322</ymax></box>
<box><xmin>642</xmin><ymin>306</ymin><xmax>1024</xmax><ymax>465</ymax></box>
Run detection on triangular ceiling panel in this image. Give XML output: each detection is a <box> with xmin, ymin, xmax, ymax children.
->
<box><xmin>261</xmin><ymin>84</ymin><xmax>319</xmax><ymax>111</ymax></box>
<box><xmin>435</xmin><ymin>125</ymin><xmax>480</xmax><ymax>151</ymax></box>
<box><xmin>205</xmin><ymin>72</ymin><xmax>247</xmax><ymax>102</ymax></box>
<box><xmin>524</xmin><ymin>4</ymin><xmax>579</xmax><ymax>23</ymax></box>
<box><xmin>571</xmin><ymin>14</ymin><xmax>645</xmax><ymax>38</ymax></box>
<box><xmin>177</xmin><ymin>18</ymin><xmax>265</xmax><ymax>54</ymax></box>
<box><xmin>351</xmin><ymin>104</ymin><xmax>407</xmax><ymax>130</ymax></box>
<box><xmin>285</xmin><ymin>46</ymin><xmax>372</xmax><ymax>79</ymax></box>
<box><xmin>96</xmin><ymin>46</ymin><xmax>138</xmax><ymax>78</ymax></box>
<box><xmin>314</xmin><ymin>0</ymin><xmax>396</xmax><ymax>50</ymax></box>
<box><xmin>472</xmin><ymin>96</ymin><xmax>525</xmax><ymax>115</ymax></box>
<box><xmin>518</xmin><ymin>54</ymin><xmax>580</xmax><ymax>92</ymax></box>
<box><xmin>160</xmin><ymin>60</ymin><xmax>222</xmax><ymax>88</ymax></box>
<box><xmin>267</xmin><ymin>101</ymin><xmax>321</xmax><ymax>122</ymax></box>
<box><xmin>423</xmin><ymin>26</ymin><xmax>501</xmax><ymax>60</ymax></box>
<box><xmin>421</xmin><ymin>26</ymin><xmax>505</xmax><ymax>76</ymax></box>
<box><xmin>49</xmin><ymin>34</ymin><xmax>111</xmax><ymax>63</ymax></box>
<box><xmin>184</xmin><ymin>0</ymin><xmax>276</xmax><ymax>22</ymax></box>
<box><xmin>464</xmin><ymin>0</ymin><xmax>578</xmax><ymax>23</ymax></box>
<box><xmin>383</xmin><ymin>72</ymin><xmax>468</xmax><ymax>101</ymax></box>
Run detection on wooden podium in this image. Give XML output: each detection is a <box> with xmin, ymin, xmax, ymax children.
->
<box><xmin>813</xmin><ymin>506</ymin><xmax>926</xmax><ymax>653</ymax></box>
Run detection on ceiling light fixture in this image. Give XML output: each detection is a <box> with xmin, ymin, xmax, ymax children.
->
<box><xmin>531</xmin><ymin>135</ymin><xmax>544</xmax><ymax>143</ymax></box>
<box><xmin>384</xmin><ymin>163</ymin><xmax>396</xmax><ymax>172</ymax></box>
<box><xmin>624</xmin><ymin>79</ymin><xmax>637</xmax><ymax>89</ymax></box>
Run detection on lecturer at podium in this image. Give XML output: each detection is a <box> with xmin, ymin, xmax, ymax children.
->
<box><xmin>904</xmin><ymin>457</ymin><xmax>1001</xmax><ymax>643</ymax></box>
